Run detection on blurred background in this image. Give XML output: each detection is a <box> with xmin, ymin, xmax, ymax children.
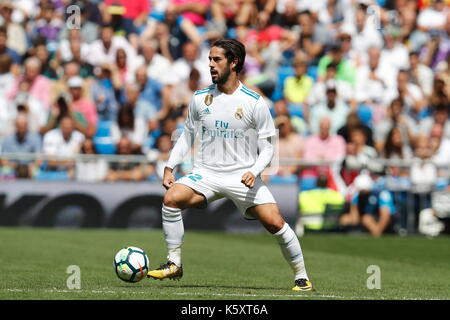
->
<box><xmin>0</xmin><ymin>0</ymin><xmax>449</xmax><ymax>237</ymax></box>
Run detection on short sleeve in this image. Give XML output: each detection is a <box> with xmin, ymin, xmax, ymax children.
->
<box><xmin>253</xmin><ymin>98</ymin><xmax>276</xmax><ymax>139</ymax></box>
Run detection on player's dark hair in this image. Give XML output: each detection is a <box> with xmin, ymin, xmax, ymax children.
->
<box><xmin>211</xmin><ymin>38</ymin><xmax>246</xmax><ymax>73</ymax></box>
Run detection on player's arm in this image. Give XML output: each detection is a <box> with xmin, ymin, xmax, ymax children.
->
<box><xmin>242</xmin><ymin>98</ymin><xmax>276</xmax><ymax>188</ymax></box>
<box><xmin>242</xmin><ymin>137</ymin><xmax>274</xmax><ymax>188</ymax></box>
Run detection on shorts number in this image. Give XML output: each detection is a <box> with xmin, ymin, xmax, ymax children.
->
<box><xmin>186</xmin><ymin>172</ymin><xmax>203</xmax><ymax>182</ymax></box>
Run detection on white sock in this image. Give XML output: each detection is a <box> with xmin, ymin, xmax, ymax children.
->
<box><xmin>162</xmin><ymin>205</ymin><xmax>184</xmax><ymax>266</ymax></box>
<box><xmin>273</xmin><ymin>223</ymin><xmax>309</xmax><ymax>281</ymax></box>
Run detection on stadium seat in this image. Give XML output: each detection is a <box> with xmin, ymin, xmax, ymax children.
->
<box><xmin>300</xmin><ymin>176</ymin><xmax>317</xmax><ymax>191</ymax></box>
<box><xmin>269</xmin><ymin>174</ymin><xmax>298</xmax><ymax>184</ymax></box>
<box><xmin>270</xmin><ymin>65</ymin><xmax>295</xmax><ymax>101</ymax></box>
<box><xmin>357</xmin><ymin>104</ymin><xmax>373</xmax><ymax>127</ymax></box>
<box><xmin>306</xmin><ymin>65</ymin><xmax>318</xmax><ymax>81</ymax></box>
<box><xmin>93</xmin><ymin>136</ymin><xmax>116</xmax><ymax>154</ymax></box>
<box><xmin>35</xmin><ymin>170</ymin><xmax>70</xmax><ymax>181</ymax></box>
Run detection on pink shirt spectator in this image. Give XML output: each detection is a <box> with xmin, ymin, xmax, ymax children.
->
<box><xmin>303</xmin><ymin>134</ymin><xmax>346</xmax><ymax>162</ymax></box>
<box><xmin>71</xmin><ymin>98</ymin><xmax>98</xmax><ymax>127</ymax></box>
<box><xmin>105</xmin><ymin>0</ymin><xmax>150</xmax><ymax>19</ymax></box>
<box><xmin>7</xmin><ymin>75</ymin><xmax>52</xmax><ymax>109</ymax></box>
<box><xmin>172</xmin><ymin>0</ymin><xmax>210</xmax><ymax>26</ymax></box>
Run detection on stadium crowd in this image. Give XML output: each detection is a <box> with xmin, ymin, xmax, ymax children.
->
<box><xmin>0</xmin><ymin>0</ymin><xmax>449</xmax><ymax>235</ymax></box>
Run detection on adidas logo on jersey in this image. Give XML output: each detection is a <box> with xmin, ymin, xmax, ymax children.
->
<box><xmin>202</xmin><ymin>108</ymin><xmax>211</xmax><ymax>115</ymax></box>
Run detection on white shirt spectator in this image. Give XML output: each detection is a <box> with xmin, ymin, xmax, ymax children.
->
<box><xmin>380</xmin><ymin>43</ymin><xmax>409</xmax><ymax>72</ymax></box>
<box><xmin>433</xmin><ymin>139</ymin><xmax>450</xmax><ymax>166</ymax></box>
<box><xmin>58</xmin><ymin>39</ymin><xmax>91</xmax><ymax>63</ymax></box>
<box><xmin>341</xmin><ymin>20</ymin><xmax>383</xmax><ymax>54</ymax></box>
<box><xmin>417</xmin><ymin>7</ymin><xmax>447</xmax><ymax>30</ymax></box>
<box><xmin>87</xmin><ymin>35</ymin><xmax>137</xmax><ymax>67</ymax></box>
<box><xmin>167</xmin><ymin>47</ymin><xmax>211</xmax><ymax>87</ymax></box>
<box><xmin>75</xmin><ymin>159</ymin><xmax>108</xmax><ymax>182</ymax></box>
<box><xmin>355</xmin><ymin>63</ymin><xmax>396</xmax><ymax>103</ymax></box>
<box><xmin>307</xmin><ymin>79</ymin><xmax>354</xmax><ymax>106</ymax></box>
<box><xmin>43</xmin><ymin>129</ymin><xmax>85</xmax><ymax>157</ymax></box>
<box><xmin>110</xmin><ymin>117</ymin><xmax>148</xmax><ymax>147</ymax></box>
<box><xmin>127</xmin><ymin>53</ymin><xmax>173</xmax><ymax>85</ymax></box>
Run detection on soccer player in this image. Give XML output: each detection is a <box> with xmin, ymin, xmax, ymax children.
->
<box><xmin>147</xmin><ymin>39</ymin><xmax>313</xmax><ymax>291</ymax></box>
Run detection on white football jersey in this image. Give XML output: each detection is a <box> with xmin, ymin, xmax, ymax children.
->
<box><xmin>184</xmin><ymin>82</ymin><xmax>276</xmax><ymax>175</ymax></box>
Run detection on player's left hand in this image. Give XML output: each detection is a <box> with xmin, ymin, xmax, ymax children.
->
<box><xmin>241</xmin><ymin>172</ymin><xmax>256</xmax><ymax>188</ymax></box>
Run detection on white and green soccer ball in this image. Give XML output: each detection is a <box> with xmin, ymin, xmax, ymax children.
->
<box><xmin>113</xmin><ymin>246</ymin><xmax>149</xmax><ymax>283</ymax></box>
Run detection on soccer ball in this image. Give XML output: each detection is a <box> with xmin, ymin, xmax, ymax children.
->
<box><xmin>113</xmin><ymin>246</ymin><xmax>149</xmax><ymax>283</ymax></box>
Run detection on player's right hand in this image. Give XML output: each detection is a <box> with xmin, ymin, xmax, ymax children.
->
<box><xmin>162</xmin><ymin>167</ymin><xmax>175</xmax><ymax>190</ymax></box>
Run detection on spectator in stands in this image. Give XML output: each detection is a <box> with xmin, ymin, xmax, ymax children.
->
<box><xmin>307</xmin><ymin>61</ymin><xmax>355</xmax><ymax>108</ymax></box>
<box><xmin>146</xmin><ymin>133</ymin><xmax>174</xmax><ymax>180</ymax></box>
<box><xmin>340</xmin><ymin>172</ymin><xmax>396</xmax><ymax>237</ymax></box>
<box><xmin>162</xmin><ymin>68</ymin><xmax>201</xmax><ymax>122</ymax></box>
<box><xmin>40</xmin><ymin>95</ymin><xmax>87</xmax><ymax>136</ymax></box>
<box><xmin>106</xmin><ymin>137</ymin><xmax>147</xmax><ymax>182</ymax></box>
<box><xmin>303</xmin><ymin>117</ymin><xmax>346</xmax><ymax>163</ymax></box>
<box><xmin>33</xmin><ymin>42</ymin><xmax>58</xmax><ymax>80</ymax></box>
<box><xmin>168</xmin><ymin>41</ymin><xmax>210</xmax><ymax>87</ymax></box>
<box><xmin>342</xmin><ymin>125</ymin><xmax>377</xmax><ymax>184</ymax></box>
<box><xmin>110</xmin><ymin>98</ymin><xmax>147</xmax><ymax>153</ymax></box>
<box><xmin>128</xmin><ymin>39</ymin><xmax>172</xmax><ymax>85</ymax></box>
<box><xmin>341</xmin><ymin>3</ymin><xmax>383</xmax><ymax>54</ymax></box>
<box><xmin>411</xmin><ymin>133</ymin><xmax>438</xmax><ymax>220</ymax></box>
<box><xmin>30</xmin><ymin>2</ymin><xmax>64</xmax><ymax>50</ymax></box>
<box><xmin>317</xmin><ymin>43</ymin><xmax>356</xmax><ymax>87</ymax></box>
<box><xmin>101</xmin><ymin>0</ymin><xmax>150</xmax><ymax>48</ymax></box>
<box><xmin>419</xmin><ymin>104</ymin><xmax>450</xmax><ymax>140</ymax></box>
<box><xmin>0</xmin><ymin>53</ymin><xmax>13</xmax><ymax>97</ymax></box>
<box><xmin>7</xmin><ymin>57</ymin><xmax>52</xmax><ymax>108</ymax></box>
<box><xmin>67</xmin><ymin>76</ymin><xmax>98</xmax><ymax>138</ymax></box>
<box><xmin>211</xmin><ymin>0</ymin><xmax>255</xmax><ymax>32</ymax></box>
<box><xmin>309</xmin><ymin>80</ymin><xmax>350</xmax><ymax>135</ymax></box>
<box><xmin>407</xmin><ymin>51</ymin><xmax>434</xmax><ymax>99</ymax></box>
<box><xmin>42</xmin><ymin>115</ymin><xmax>85</xmax><ymax>175</ymax></box>
<box><xmin>381</xmin><ymin>126</ymin><xmax>414</xmax><ymax>160</ymax></box>
<box><xmin>430</xmin><ymin>74</ymin><xmax>450</xmax><ymax>107</ymax></box>
<box><xmin>57</xmin><ymin>29</ymin><xmax>94</xmax><ymax>77</ymax></box>
<box><xmin>0</xmin><ymin>114</ymin><xmax>42</xmax><ymax>178</ymax></box>
<box><xmin>87</xmin><ymin>24</ymin><xmax>137</xmax><ymax>68</ymax></box>
<box><xmin>337</xmin><ymin>111</ymin><xmax>374</xmax><ymax>147</ymax></box>
<box><xmin>172</xmin><ymin>0</ymin><xmax>211</xmax><ymax>27</ymax></box>
<box><xmin>374</xmin><ymin>98</ymin><xmax>416</xmax><ymax>153</ymax></box>
<box><xmin>386</xmin><ymin>69</ymin><xmax>427</xmax><ymax>123</ymax></box>
<box><xmin>355</xmin><ymin>47</ymin><xmax>396</xmax><ymax>117</ymax></box>
<box><xmin>283</xmin><ymin>57</ymin><xmax>313</xmax><ymax>118</ymax></box>
<box><xmin>75</xmin><ymin>138</ymin><xmax>108</xmax><ymax>182</ymax></box>
<box><xmin>51</xmin><ymin>60</ymin><xmax>92</xmax><ymax>104</ymax></box>
<box><xmin>380</xmin><ymin>25</ymin><xmax>409</xmax><ymax>72</ymax></box>
<box><xmin>0</xmin><ymin>1</ymin><xmax>27</xmax><ymax>56</ymax></box>
<box><xmin>0</xmin><ymin>25</ymin><xmax>21</xmax><ymax>66</ymax></box>
<box><xmin>274</xmin><ymin>114</ymin><xmax>303</xmax><ymax>176</ymax></box>
<box><xmin>91</xmin><ymin>65</ymin><xmax>121</xmax><ymax>122</ymax></box>
<box><xmin>294</xmin><ymin>10</ymin><xmax>331</xmax><ymax>65</ymax></box>
<box><xmin>133</xmin><ymin>65</ymin><xmax>166</xmax><ymax>114</ymax></box>
<box><xmin>140</xmin><ymin>4</ymin><xmax>202</xmax><ymax>62</ymax></box>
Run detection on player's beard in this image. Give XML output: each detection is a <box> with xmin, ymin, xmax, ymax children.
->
<box><xmin>212</xmin><ymin>65</ymin><xmax>231</xmax><ymax>85</ymax></box>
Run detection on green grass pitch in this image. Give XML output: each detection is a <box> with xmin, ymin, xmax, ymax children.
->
<box><xmin>0</xmin><ymin>227</ymin><xmax>449</xmax><ymax>300</ymax></box>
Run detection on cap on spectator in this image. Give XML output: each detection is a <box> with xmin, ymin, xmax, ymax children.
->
<box><xmin>354</xmin><ymin>173</ymin><xmax>374</xmax><ymax>191</ymax></box>
<box><xmin>67</xmin><ymin>76</ymin><xmax>83</xmax><ymax>88</ymax></box>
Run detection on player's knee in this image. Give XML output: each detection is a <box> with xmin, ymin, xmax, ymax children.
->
<box><xmin>265</xmin><ymin>215</ymin><xmax>285</xmax><ymax>234</ymax></box>
<box><xmin>163</xmin><ymin>191</ymin><xmax>185</xmax><ymax>209</ymax></box>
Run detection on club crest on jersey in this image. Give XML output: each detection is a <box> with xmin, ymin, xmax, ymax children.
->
<box><xmin>204</xmin><ymin>94</ymin><xmax>213</xmax><ymax>106</ymax></box>
<box><xmin>235</xmin><ymin>107</ymin><xmax>244</xmax><ymax>120</ymax></box>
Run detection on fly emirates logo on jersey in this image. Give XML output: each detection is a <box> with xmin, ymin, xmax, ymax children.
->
<box><xmin>201</xmin><ymin>120</ymin><xmax>246</xmax><ymax>139</ymax></box>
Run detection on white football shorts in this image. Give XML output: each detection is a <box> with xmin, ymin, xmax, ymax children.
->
<box><xmin>174</xmin><ymin>168</ymin><xmax>277</xmax><ymax>219</ymax></box>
